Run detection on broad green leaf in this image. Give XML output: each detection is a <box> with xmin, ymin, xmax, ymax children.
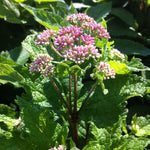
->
<box><xmin>13</xmin><ymin>0</ymin><xmax>26</xmax><ymax>3</ymax></box>
<box><xmin>35</xmin><ymin>0</ymin><xmax>65</xmax><ymax>3</ymax></box>
<box><xmin>22</xmin><ymin>34</ymin><xmax>48</xmax><ymax>60</ymax></box>
<box><xmin>80</xmin><ymin>74</ymin><xmax>149</xmax><ymax>128</ymax></box>
<box><xmin>0</xmin><ymin>104</ymin><xmax>16</xmax><ymax>117</ymax></box>
<box><xmin>86</xmin><ymin>2</ymin><xmax>112</xmax><ymax>23</ymax></box>
<box><xmin>0</xmin><ymin>114</ymin><xmax>17</xmax><ymax>131</ymax></box>
<box><xmin>0</xmin><ymin>0</ymin><xmax>26</xmax><ymax>24</ymax></box>
<box><xmin>8</xmin><ymin>46</ymin><xmax>29</xmax><ymax>65</ymax></box>
<box><xmin>127</xmin><ymin>57</ymin><xmax>150</xmax><ymax>72</ymax></box>
<box><xmin>21</xmin><ymin>4</ymin><xmax>62</xmax><ymax>30</ymax></box>
<box><xmin>131</xmin><ymin>115</ymin><xmax>150</xmax><ymax>137</ymax></box>
<box><xmin>0</xmin><ymin>63</ymin><xmax>23</xmax><ymax>86</ymax></box>
<box><xmin>113</xmin><ymin>136</ymin><xmax>149</xmax><ymax>150</ymax></box>
<box><xmin>114</xmin><ymin>39</ymin><xmax>150</xmax><ymax>56</ymax></box>
<box><xmin>17</xmin><ymin>97</ymin><xmax>68</xmax><ymax>149</ymax></box>
<box><xmin>111</xmin><ymin>8</ymin><xmax>135</xmax><ymax>27</ymax></box>
<box><xmin>108</xmin><ymin>18</ymin><xmax>139</xmax><ymax>38</ymax></box>
<box><xmin>108</xmin><ymin>61</ymin><xmax>130</xmax><ymax>74</ymax></box>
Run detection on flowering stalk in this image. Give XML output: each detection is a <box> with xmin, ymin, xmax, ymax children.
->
<box><xmin>49</xmin><ymin>76</ymin><xmax>72</xmax><ymax>114</ymax></box>
<box><xmin>78</xmin><ymin>82</ymin><xmax>98</xmax><ymax>114</ymax></box>
<box><xmin>69</xmin><ymin>74</ymin><xmax>72</xmax><ymax>114</ymax></box>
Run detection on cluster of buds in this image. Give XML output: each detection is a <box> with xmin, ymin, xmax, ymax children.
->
<box><xmin>67</xmin><ymin>13</ymin><xmax>95</xmax><ymax>24</ymax></box>
<box><xmin>83</xmin><ymin>22</ymin><xmax>110</xmax><ymax>39</ymax></box>
<box><xmin>63</xmin><ymin>44</ymin><xmax>99</xmax><ymax>64</ymax></box>
<box><xmin>35</xmin><ymin>30</ymin><xmax>56</xmax><ymax>45</ymax></box>
<box><xmin>110</xmin><ymin>49</ymin><xmax>125</xmax><ymax>60</ymax></box>
<box><xmin>91</xmin><ymin>61</ymin><xmax>116</xmax><ymax>80</ymax></box>
<box><xmin>29</xmin><ymin>54</ymin><xmax>54</xmax><ymax>77</ymax></box>
<box><xmin>49</xmin><ymin>145</ymin><xmax>66</xmax><ymax>150</ymax></box>
<box><xmin>54</xmin><ymin>25</ymin><xmax>83</xmax><ymax>51</ymax></box>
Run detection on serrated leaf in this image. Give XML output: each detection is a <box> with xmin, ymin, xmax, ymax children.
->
<box><xmin>22</xmin><ymin>34</ymin><xmax>48</xmax><ymax>60</ymax></box>
<box><xmin>8</xmin><ymin>46</ymin><xmax>30</xmax><ymax>65</ymax></box>
<box><xmin>127</xmin><ymin>57</ymin><xmax>150</xmax><ymax>72</ymax></box>
<box><xmin>0</xmin><ymin>0</ymin><xmax>26</xmax><ymax>24</ymax></box>
<box><xmin>0</xmin><ymin>104</ymin><xmax>16</xmax><ymax>117</ymax></box>
<box><xmin>132</xmin><ymin>115</ymin><xmax>150</xmax><ymax>137</ymax></box>
<box><xmin>86</xmin><ymin>2</ymin><xmax>112</xmax><ymax>23</ymax></box>
<box><xmin>21</xmin><ymin>4</ymin><xmax>62</xmax><ymax>29</ymax></box>
<box><xmin>80</xmin><ymin>74</ymin><xmax>149</xmax><ymax>128</ymax></box>
<box><xmin>108</xmin><ymin>61</ymin><xmax>130</xmax><ymax>74</ymax></box>
<box><xmin>35</xmin><ymin>0</ymin><xmax>65</xmax><ymax>3</ymax></box>
<box><xmin>17</xmin><ymin>97</ymin><xmax>68</xmax><ymax>149</ymax></box>
<box><xmin>0</xmin><ymin>63</ymin><xmax>23</xmax><ymax>86</ymax></box>
<box><xmin>111</xmin><ymin>8</ymin><xmax>135</xmax><ymax>27</ymax></box>
<box><xmin>114</xmin><ymin>39</ymin><xmax>150</xmax><ymax>56</ymax></box>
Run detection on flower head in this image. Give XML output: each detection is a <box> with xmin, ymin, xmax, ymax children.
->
<box><xmin>67</xmin><ymin>13</ymin><xmax>95</xmax><ymax>24</ymax></box>
<box><xmin>91</xmin><ymin>61</ymin><xmax>115</xmax><ymax>80</ymax></box>
<box><xmin>54</xmin><ymin>25</ymin><xmax>83</xmax><ymax>51</ymax></box>
<box><xmin>63</xmin><ymin>44</ymin><xmax>99</xmax><ymax>64</ymax></box>
<box><xmin>29</xmin><ymin>54</ymin><xmax>54</xmax><ymax>77</ymax></box>
<box><xmin>110</xmin><ymin>49</ymin><xmax>125</xmax><ymax>60</ymax></box>
<box><xmin>35</xmin><ymin>30</ymin><xmax>56</xmax><ymax>45</ymax></box>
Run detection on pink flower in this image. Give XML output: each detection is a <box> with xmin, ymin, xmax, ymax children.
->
<box><xmin>91</xmin><ymin>61</ymin><xmax>115</xmax><ymax>80</ymax></box>
<box><xmin>63</xmin><ymin>44</ymin><xmax>100</xmax><ymax>64</ymax></box>
<box><xmin>29</xmin><ymin>54</ymin><xmax>54</xmax><ymax>77</ymax></box>
<box><xmin>35</xmin><ymin>30</ymin><xmax>56</xmax><ymax>45</ymax></box>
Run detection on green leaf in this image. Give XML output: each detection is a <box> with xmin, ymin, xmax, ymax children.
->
<box><xmin>0</xmin><ymin>104</ymin><xmax>16</xmax><ymax>117</ymax></box>
<box><xmin>8</xmin><ymin>46</ymin><xmax>30</xmax><ymax>65</ymax></box>
<box><xmin>34</xmin><ymin>0</ymin><xmax>65</xmax><ymax>3</ymax></box>
<box><xmin>80</xmin><ymin>74</ymin><xmax>149</xmax><ymax>128</ymax></box>
<box><xmin>108</xmin><ymin>61</ymin><xmax>130</xmax><ymax>74</ymax></box>
<box><xmin>108</xmin><ymin>18</ymin><xmax>139</xmax><ymax>38</ymax></box>
<box><xmin>0</xmin><ymin>63</ymin><xmax>23</xmax><ymax>86</ymax></box>
<box><xmin>127</xmin><ymin>57</ymin><xmax>150</xmax><ymax>72</ymax></box>
<box><xmin>17</xmin><ymin>97</ymin><xmax>68</xmax><ymax>149</ymax></box>
<box><xmin>114</xmin><ymin>39</ymin><xmax>150</xmax><ymax>56</ymax></box>
<box><xmin>86</xmin><ymin>2</ymin><xmax>112</xmax><ymax>23</ymax></box>
<box><xmin>131</xmin><ymin>115</ymin><xmax>150</xmax><ymax>137</ymax></box>
<box><xmin>0</xmin><ymin>0</ymin><xmax>26</xmax><ymax>24</ymax></box>
<box><xmin>111</xmin><ymin>8</ymin><xmax>135</xmax><ymax>27</ymax></box>
<box><xmin>113</xmin><ymin>136</ymin><xmax>149</xmax><ymax>150</ymax></box>
<box><xmin>21</xmin><ymin>4</ymin><xmax>62</xmax><ymax>30</ymax></box>
<box><xmin>22</xmin><ymin>34</ymin><xmax>48</xmax><ymax>60</ymax></box>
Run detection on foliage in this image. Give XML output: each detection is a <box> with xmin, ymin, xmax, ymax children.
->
<box><xmin>0</xmin><ymin>0</ymin><xmax>150</xmax><ymax>150</ymax></box>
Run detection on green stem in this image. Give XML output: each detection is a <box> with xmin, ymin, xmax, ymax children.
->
<box><xmin>49</xmin><ymin>76</ymin><xmax>71</xmax><ymax>114</ymax></box>
<box><xmin>78</xmin><ymin>82</ymin><xmax>97</xmax><ymax>114</ymax></box>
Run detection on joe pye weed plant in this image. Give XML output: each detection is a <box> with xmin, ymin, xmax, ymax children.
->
<box><xmin>0</xmin><ymin>13</ymin><xmax>150</xmax><ymax>150</ymax></box>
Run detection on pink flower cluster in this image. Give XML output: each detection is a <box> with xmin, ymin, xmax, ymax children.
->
<box><xmin>83</xmin><ymin>22</ymin><xmax>110</xmax><ymax>39</ymax></box>
<box><xmin>91</xmin><ymin>61</ymin><xmax>115</xmax><ymax>80</ymax></box>
<box><xmin>110</xmin><ymin>49</ymin><xmax>125</xmax><ymax>60</ymax></box>
<box><xmin>49</xmin><ymin>145</ymin><xmax>66</xmax><ymax>150</ymax></box>
<box><xmin>54</xmin><ymin>25</ymin><xmax>83</xmax><ymax>50</ymax></box>
<box><xmin>63</xmin><ymin>44</ymin><xmax>98</xmax><ymax>64</ymax></box>
<box><xmin>67</xmin><ymin>13</ymin><xmax>110</xmax><ymax>39</ymax></box>
<box><xmin>29</xmin><ymin>54</ymin><xmax>54</xmax><ymax>77</ymax></box>
<box><xmin>67</xmin><ymin>13</ymin><xmax>95</xmax><ymax>24</ymax></box>
<box><xmin>35</xmin><ymin>30</ymin><xmax>56</xmax><ymax>45</ymax></box>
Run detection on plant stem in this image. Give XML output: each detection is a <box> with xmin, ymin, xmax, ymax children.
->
<box><xmin>78</xmin><ymin>82</ymin><xmax>97</xmax><ymax>114</ymax></box>
<box><xmin>73</xmin><ymin>73</ymin><xmax>77</xmax><ymax>113</ymax></box>
<box><xmin>50</xmin><ymin>44</ymin><xmax>63</xmax><ymax>57</ymax></box>
<box><xmin>84</xmin><ymin>123</ymin><xmax>90</xmax><ymax>146</ymax></box>
<box><xmin>49</xmin><ymin>76</ymin><xmax>71</xmax><ymax>114</ymax></box>
<box><xmin>69</xmin><ymin>74</ymin><xmax>72</xmax><ymax>114</ymax></box>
